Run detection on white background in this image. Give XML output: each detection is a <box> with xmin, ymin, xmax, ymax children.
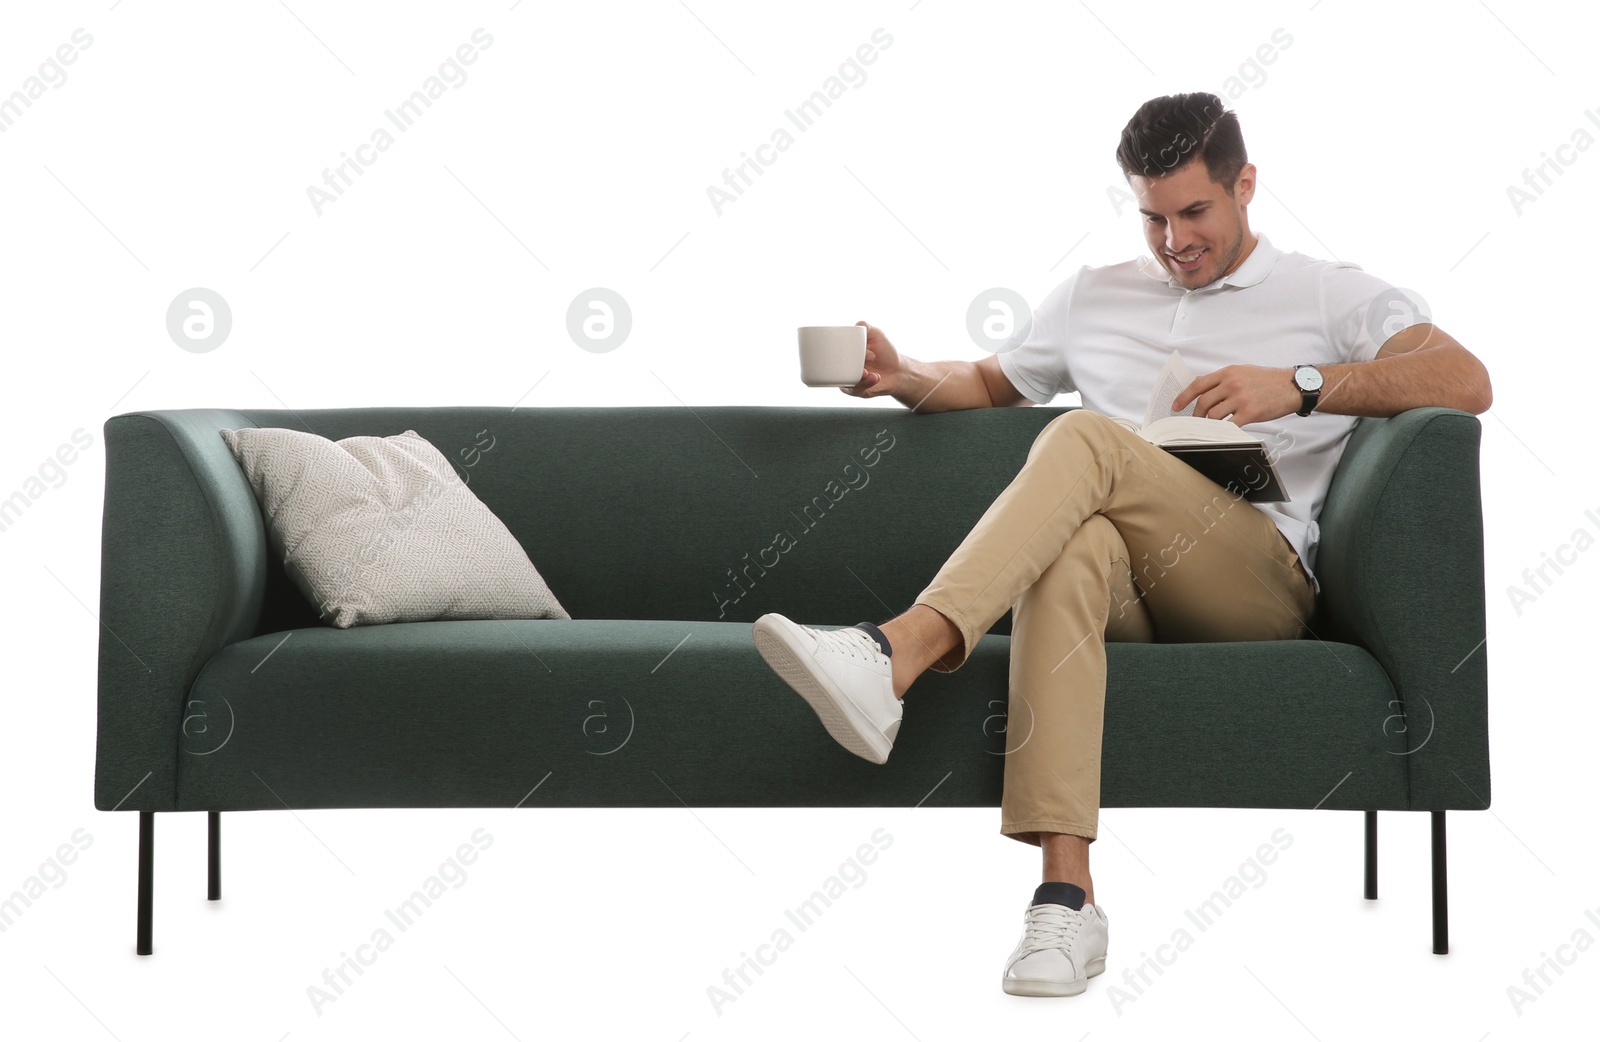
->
<box><xmin>2</xmin><ymin>0</ymin><xmax>1595</xmax><ymax>1038</ymax></box>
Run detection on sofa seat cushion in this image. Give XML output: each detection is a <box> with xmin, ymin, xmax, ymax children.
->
<box><xmin>176</xmin><ymin>620</ymin><xmax>1408</xmax><ymax>813</ymax></box>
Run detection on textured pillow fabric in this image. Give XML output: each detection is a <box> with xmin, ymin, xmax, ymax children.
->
<box><xmin>219</xmin><ymin>427</ymin><xmax>570</xmax><ymax>628</ymax></box>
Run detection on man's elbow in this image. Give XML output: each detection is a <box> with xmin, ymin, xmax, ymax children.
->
<box><xmin>975</xmin><ymin>357</ymin><xmax>1033</xmax><ymax>409</ymax></box>
<box><xmin>1456</xmin><ymin>352</ymin><xmax>1493</xmax><ymax>414</ymax></box>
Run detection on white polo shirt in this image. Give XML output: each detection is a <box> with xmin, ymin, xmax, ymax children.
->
<box><xmin>996</xmin><ymin>231</ymin><xmax>1425</xmax><ymax>595</ymax></box>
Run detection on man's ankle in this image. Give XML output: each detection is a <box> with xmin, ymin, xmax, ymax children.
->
<box><xmin>889</xmin><ymin>661</ymin><xmax>913</xmax><ymax>700</ymax></box>
<box><xmin>879</xmin><ymin>608</ymin><xmax>959</xmax><ymax>681</ymax></box>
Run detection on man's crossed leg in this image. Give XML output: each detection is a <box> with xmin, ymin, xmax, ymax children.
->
<box><xmin>752</xmin><ymin>409</ymin><xmax>1314</xmax><ymax>996</ymax></box>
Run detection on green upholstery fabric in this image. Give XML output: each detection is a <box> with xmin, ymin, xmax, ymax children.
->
<box><xmin>174</xmin><ymin>620</ymin><xmax>1405</xmax><ymax>812</ymax></box>
<box><xmin>94</xmin><ymin>405</ymin><xmax>1488</xmax><ymax>818</ymax></box>
<box><xmin>94</xmin><ymin>411</ymin><xmax>265</xmax><ymax>813</ymax></box>
<box><xmin>1314</xmin><ymin>408</ymin><xmax>1491</xmax><ymax>810</ymax></box>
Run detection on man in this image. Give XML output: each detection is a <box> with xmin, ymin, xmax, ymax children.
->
<box><xmin>751</xmin><ymin>92</ymin><xmax>1493</xmax><ymax>998</ymax></box>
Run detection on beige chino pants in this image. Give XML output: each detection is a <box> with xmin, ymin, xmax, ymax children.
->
<box><xmin>912</xmin><ymin>409</ymin><xmax>1316</xmax><ymax>847</ymax></box>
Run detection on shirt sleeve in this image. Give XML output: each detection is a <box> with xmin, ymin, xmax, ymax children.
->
<box><xmin>1319</xmin><ymin>262</ymin><xmax>1431</xmax><ymax>364</ymax></box>
<box><xmin>996</xmin><ymin>270</ymin><xmax>1080</xmax><ymax>405</ymax></box>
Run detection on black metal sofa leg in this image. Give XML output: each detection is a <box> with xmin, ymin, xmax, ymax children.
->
<box><xmin>1364</xmin><ymin>810</ymin><xmax>1378</xmax><ymax>899</ymax></box>
<box><xmin>137</xmin><ymin>811</ymin><xmax>223</xmax><ymax>955</ymax></box>
<box><xmin>1365</xmin><ymin>810</ymin><xmax>1447</xmax><ymax>953</ymax></box>
<box><xmin>1432</xmin><ymin>811</ymin><xmax>1449</xmax><ymax>954</ymax></box>
<box><xmin>137</xmin><ymin>812</ymin><xmax>153</xmax><ymax>956</ymax></box>
<box><xmin>209</xmin><ymin>812</ymin><xmax>221</xmax><ymax>902</ymax></box>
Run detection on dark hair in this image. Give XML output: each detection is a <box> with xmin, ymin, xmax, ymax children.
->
<box><xmin>1115</xmin><ymin>93</ymin><xmax>1247</xmax><ymax>194</ymax></box>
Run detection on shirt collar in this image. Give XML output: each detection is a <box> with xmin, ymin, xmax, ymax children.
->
<box><xmin>1138</xmin><ymin>232</ymin><xmax>1280</xmax><ymax>292</ymax></box>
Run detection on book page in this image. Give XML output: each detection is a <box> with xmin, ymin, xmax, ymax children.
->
<box><xmin>1139</xmin><ymin>415</ymin><xmax>1257</xmax><ymax>447</ymax></box>
<box><xmin>1143</xmin><ymin>349</ymin><xmax>1198</xmax><ymax>430</ymax></box>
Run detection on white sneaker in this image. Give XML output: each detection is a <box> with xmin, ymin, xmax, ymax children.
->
<box><xmin>752</xmin><ymin>613</ymin><xmax>901</xmax><ymax>763</ymax></box>
<box><xmin>1001</xmin><ymin>899</ymin><xmax>1109</xmax><ymax>997</ymax></box>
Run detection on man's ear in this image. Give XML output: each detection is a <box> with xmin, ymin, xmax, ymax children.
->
<box><xmin>1233</xmin><ymin>162</ymin><xmax>1257</xmax><ymax>206</ymax></box>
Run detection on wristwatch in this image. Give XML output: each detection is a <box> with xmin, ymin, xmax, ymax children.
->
<box><xmin>1292</xmin><ymin>364</ymin><xmax>1323</xmax><ymax>416</ymax></box>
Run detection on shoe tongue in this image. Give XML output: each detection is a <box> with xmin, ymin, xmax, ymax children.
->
<box><xmin>1031</xmin><ymin>882</ymin><xmax>1086</xmax><ymax>911</ymax></box>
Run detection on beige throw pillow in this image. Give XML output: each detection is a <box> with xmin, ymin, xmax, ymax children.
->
<box><xmin>219</xmin><ymin>427</ymin><xmax>570</xmax><ymax>628</ymax></box>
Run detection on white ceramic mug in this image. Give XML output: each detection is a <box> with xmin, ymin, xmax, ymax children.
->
<box><xmin>797</xmin><ymin>325</ymin><xmax>868</xmax><ymax>387</ymax></box>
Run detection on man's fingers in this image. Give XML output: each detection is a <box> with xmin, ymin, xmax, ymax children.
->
<box><xmin>1197</xmin><ymin>395</ymin><xmax>1232</xmax><ymax>421</ymax></box>
<box><xmin>837</xmin><ymin>368</ymin><xmax>886</xmax><ymax>398</ymax></box>
<box><xmin>1173</xmin><ymin>375</ymin><xmax>1209</xmax><ymax>412</ymax></box>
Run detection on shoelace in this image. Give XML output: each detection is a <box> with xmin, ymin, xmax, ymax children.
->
<box><xmin>815</xmin><ymin>627</ymin><xmax>884</xmax><ymax>664</ymax></box>
<box><xmin>1017</xmin><ymin>903</ymin><xmax>1086</xmax><ymax>960</ymax></box>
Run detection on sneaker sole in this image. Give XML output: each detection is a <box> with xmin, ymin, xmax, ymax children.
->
<box><xmin>752</xmin><ymin>615</ymin><xmax>895</xmax><ymax>764</ymax></box>
<box><xmin>1001</xmin><ymin>956</ymin><xmax>1105</xmax><ymax>997</ymax></box>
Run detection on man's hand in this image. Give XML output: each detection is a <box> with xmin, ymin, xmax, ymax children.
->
<box><xmin>839</xmin><ymin>321</ymin><xmax>907</xmax><ymax>399</ymax></box>
<box><xmin>1172</xmin><ymin>364</ymin><xmax>1300</xmax><ymax>426</ymax></box>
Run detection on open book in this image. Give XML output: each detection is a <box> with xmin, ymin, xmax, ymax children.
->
<box><xmin>1108</xmin><ymin>350</ymin><xmax>1288</xmax><ymax>503</ymax></box>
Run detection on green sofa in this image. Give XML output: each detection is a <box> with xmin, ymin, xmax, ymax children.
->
<box><xmin>94</xmin><ymin>404</ymin><xmax>1490</xmax><ymax>956</ymax></box>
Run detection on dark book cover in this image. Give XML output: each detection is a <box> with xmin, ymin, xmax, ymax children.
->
<box><xmin>1162</xmin><ymin>443</ymin><xmax>1288</xmax><ymax>503</ymax></box>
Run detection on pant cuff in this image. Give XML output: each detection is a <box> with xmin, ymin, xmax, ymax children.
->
<box><xmin>1000</xmin><ymin>819</ymin><xmax>1098</xmax><ymax>847</ymax></box>
<box><xmin>911</xmin><ymin>593</ymin><xmax>977</xmax><ymax>672</ymax></box>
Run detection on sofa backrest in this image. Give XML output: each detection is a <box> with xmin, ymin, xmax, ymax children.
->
<box><xmin>102</xmin><ymin>404</ymin><xmax>1488</xmax><ymax>636</ymax></box>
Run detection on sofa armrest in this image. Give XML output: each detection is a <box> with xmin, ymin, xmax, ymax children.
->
<box><xmin>1312</xmin><ymin>407</ymin><xmax>1490</xmax><ymax>810</ymax></box>
<box><xmin>94</xmin><ymin>410</ymin><xmax>267</xmax><ymax>812</ymax></box>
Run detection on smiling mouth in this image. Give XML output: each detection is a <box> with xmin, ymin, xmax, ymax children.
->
<box><xmin>1168</xmin><ymin>248</ymin><xmax>1206</xmax><ymax>266</ymax></box>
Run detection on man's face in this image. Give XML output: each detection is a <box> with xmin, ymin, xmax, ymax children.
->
<box><xmin>1130</xmin><ymin>158</ymin><xmax>1255</xmax><ymax>289</ymax></box>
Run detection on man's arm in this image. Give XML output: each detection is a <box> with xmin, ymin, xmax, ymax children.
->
<box><xmin>1310</xmin><ymin>323</ymin><xmax>1492</xmax><ymax>416</ymax></box>
<box><xmin>1171</xmin><ymin>323</ymin><xmax>1493</xmax><ymax>424</ymax></box>
<box><xmin>842</xmin><ymin>322</ymin><xmax>1035</xmax><ymax>411</ymax></box>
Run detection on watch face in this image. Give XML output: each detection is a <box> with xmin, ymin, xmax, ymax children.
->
<box><xmin>1296</xmin><ymin>366</ymin><xmax>1324</xmax><ymax>392</ymax></box>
